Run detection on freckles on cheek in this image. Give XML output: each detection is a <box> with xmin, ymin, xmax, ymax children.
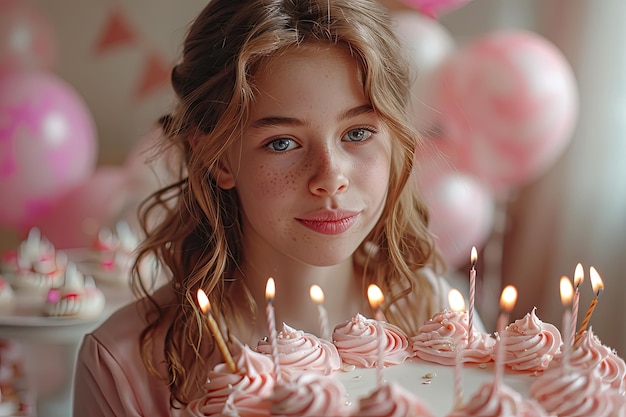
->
<box><xmin>255</xmin><ymin>167</ymin><xmax>300</xmax><ymax>197</ymax></box>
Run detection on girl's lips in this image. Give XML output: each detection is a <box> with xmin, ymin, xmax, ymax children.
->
<box><xmin>297</xmin><ymin>214</ymin><xmax>359</xmax><ymax>235</ymax></box>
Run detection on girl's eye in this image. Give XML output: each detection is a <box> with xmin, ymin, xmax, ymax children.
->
<box><xmin>266</xmin><ymin>138</ymin><xmax>299</xmax><ymax>152</ymax></box>
<box><xmin>343</xmin><ymin>127</ymin><xmax>374</xmax><ymax>142</ymax></box>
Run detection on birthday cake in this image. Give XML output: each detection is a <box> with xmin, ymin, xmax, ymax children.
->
<box><xmin>184</xmin><ymin>306</ymin><xmax>626</xmax><ymax>417</ymax></box>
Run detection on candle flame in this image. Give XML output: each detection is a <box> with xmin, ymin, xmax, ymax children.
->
<box><xmin>309</xmin><ymin>284</ymin><xmax>325</xmax><ymax>304</ymax></box>
<box><xmin>265</xmin><ymin>277</ymin><xmax>276</xmax><ymax>301</ymax></box>
<box><xmin>573</xmin><ymin>263</ymin><xmax>584</xmax><ymax>289</ymax></box>
<box><xmin>560</xmin><ymin>276</ymin><xmax>573</xmax><ymax>306</ymax></box>
<box><xmin>499</xmin><ymin>285</ymin><xmax>517</xmax><ymax>312</ymax></box>
<box><xmin>197</xmin><ymin>289</ymin><xmax>210</xmax><ymax>314</ymax></box>
<box><xmin>448</xmin><ymin>289</ymin><xmax>466</xmax><ymax>312</ymax></box>
<box><xmin>589</xmin><ymin>266</ymin><xmax>604</xmax><ymax>295</ymax></box>
<box><xmin>470</xmin><ymin>246</ymin><xmax>478</xmax><ymax>266</ymax></box>
<box><xmin>367</xmin><ymin>284</ymin><xmax>384</xmax><ymax>309</ymax></box>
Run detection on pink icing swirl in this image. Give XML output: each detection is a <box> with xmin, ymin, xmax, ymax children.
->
<box><xmin>270</xmin><ymin>372</ymin><xmax>350</xmax><ymax>416</ymax></box>
<box><xmin>561</xmin><ymin>328</ymin><xmax>626</xmax><ymax>393</ymax></box>
<box><xmin>332</xmin><ymin>313</ymin><xmax>412</xmax><ymax>367</ymax></box>
<box><xmin>184</xmin><ymin>390</ymin><xmax>270</xmax><ymax>417</ymax></box>
<box><xmin>497</xmin><ymin>307</ymin><xmax>561</xmax><ymax>372</ymax></box>
<box><xmin>184</xmin><ymin>345</ymin><xmax>275</xmax><ymax>417</ymax></box>
<box><xmin>530</xmin><ymin>364</ymin><xmax>616</xmax><ymax>416</ymax></box>
<box><xmin>256</xmin><ymin>323</ymin><xmax>341</xmax><ymax>379</ymax></box>
<box><xmin>353</xmin><ymin>383</ymin><xmax>434</xmax><ymax>417</ymax></box>
<box><xmin>448</xmin><ymin>382</ymin><xmax>550</xmax><ymax>417</ymax></box>
<box><xmin>411</xmin><ymin>310</ymin><xmax>495</xmax><ymax>365</ymax></box>
<box><xmin>600</xmin><ymin>390</ymin><xmax>626</xmax><ymax>417</ymax></box>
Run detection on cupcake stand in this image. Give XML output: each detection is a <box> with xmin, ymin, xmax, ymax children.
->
<box><xmin>0</xmin><ymin>264</ymin><xmax>137</xmax><ymax>417</ymax></box>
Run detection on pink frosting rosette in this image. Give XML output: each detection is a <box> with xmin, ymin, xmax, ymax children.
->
<box><xmin>599</xmin><ymin>390</ymin><xmax>626</xmax><ymax>417</ymax></box>
<box><xmin>411</xmin><ymin>310</ymin><xmax>495</xmax><ymax>365</ymax></box>
<box><xmin>561</xmin><ymin>328</ymin><xmax>626</xmax><ymax>393</ymax></box>
<box><xmin>447</xmin><ymin>382</ymin><xmax>550</xmax><ymax>417</ymax></box>
<box><xmin>332</xmin><ymin>313</ymin><xmax>412</xmax><ymax>367</ymax></box>
<box><xmin>184</xmin><ymin>345</ymin><xmax>275</xmax><ymax>417</ymax></box>
<box><xmin>270</xmin><ymin>372</ymin><xmax>350</xmax><ymax>416</ymax></box>
<box><xmin>352</xmin><ymin>383</ymin><xmax>434</xmax><ymax>417</ymax></box>
<box><xmin>185</xmin><ymin>390</ymin><xmax>270</xmax><ymax>417</ymax></box>
<box><xmin>497</xmin><ymin>307</ymin><xmax>561</xmax><ymax>372</ymax></box>
<box><xmin>530</xmin><ymin>364</ymin><xmax>616</xmax><ymax>417</ymax></box>
<box><xmin>256</xmin><ymin>323</ymin><xmax>341</xmax><ymax>379</ymax></box>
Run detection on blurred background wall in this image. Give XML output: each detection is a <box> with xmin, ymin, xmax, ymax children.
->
<box><xmin>1</xmin><ymin>0</ymin><xmax>624</xmax><ymax>356</ymax></box>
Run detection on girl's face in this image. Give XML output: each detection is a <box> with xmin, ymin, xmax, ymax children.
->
<box><xmin>218</xmin><ymin>45</ymin><xmax>392</xmax><ymax>267</ymax></box>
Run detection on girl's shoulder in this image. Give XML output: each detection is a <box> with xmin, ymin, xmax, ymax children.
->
<box><xmin>90</xmin><ymin>283</ymin><xmax>176</xmax><ymax>352</ymax></box>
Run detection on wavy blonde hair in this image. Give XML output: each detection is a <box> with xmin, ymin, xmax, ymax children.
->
<box><xmin>133</xmin><ymin>0</ymin><xmax>443</xmax><ymax>407</ymax></box>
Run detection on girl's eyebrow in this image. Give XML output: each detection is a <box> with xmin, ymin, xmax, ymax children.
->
<box><xmin>249</xmin><ymin>104</ymin><xmax>374</xmax><ymax>130</ymax></box>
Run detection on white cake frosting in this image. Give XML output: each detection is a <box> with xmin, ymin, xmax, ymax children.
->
<box><xmin>43</xmin><ymin>261</ymin><xmax>105</xmax><ymax>319</ymax></box>
<box><xmin>0</xmin><ymin>278</ymin><xmax>15</xmax><ymax>315</ymax></box>
<box><xmin>8</xmin><ymin>228</ymin><xmax>67</xmax><ymax>293</ymax></box>
<box><xmin>87</xmin><ymin>221</ymin><xmax>159</xmax><ymax>288</ymax></box>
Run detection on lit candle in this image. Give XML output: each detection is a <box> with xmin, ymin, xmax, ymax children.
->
<box><xmin>570</xmin><ymin>263</ymin><xmax>584</xmax><ymax>348</ymax></box>
<box><xmin>559</xmin><ymin>276</ymin><xmax>573</xmax><ymax>368</ymax></box>
<box><xmin>367</xmin><ymin>284</ymin><xmax>385</xmax><ymax>388</ymax></box>
<box><xmin>468</xmin><ymin>246</ymin><xmax>478</xmax><ymax>344</ymax></box>
<box><xmin>265</xmin><ymin>277</ymin><xmax>281</xmax><ymax>382</ymax></box>
<box><xmin>448</xmin><ymin>288</ymin><xmax>466</xmax><ymax>407</ymax></box>
<box><xmin>309</xmin><ymin>284</ymin><xmax>330</xmax><ymax>340</ymax></box>
<box><xmin>196</xmin><ymin>289</ymin><xmax>237</xmax><ymax>373</ymax></box>
<box><xmin>574</xmin><ymin>266</ymin><xmax>604</xmax><ymax>346</ymax></box>
<box><xmin>494</xmin><ymin>285</ymin><xmax>517</xmax><ymax>393</ymax></box>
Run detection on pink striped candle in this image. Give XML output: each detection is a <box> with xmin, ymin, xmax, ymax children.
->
<box><xmin>449</xmin><ymin>289</ymin><xmax>466</xmax><ymax>406</ymax></box>
<box><xmin>367</xmin><ymin>284</ymin><xmax>385</xmax><ymax>389</ymax></box>
<box><xmin>265</xmin><ymin>278</ymin><xmax>281</xmax><ymax>382</ymax></box>
<box><xmin>468</xmin><ymin>246</ymin><xmax>478</xmax><ymax>344</ymax></box>
<box><xmin>494</xmin><ymin>285</ymin><xmax>517</xmax><ymax>393</ymax></box>
<box><xmin>570</xmin><ymin>263</ymin><xmax>584</xmax><ymax>347</ymax></box>
<box><xmin>560</xmin><ymin>276</ymin><xmax>574</xmax><ymax>368</ymax></box>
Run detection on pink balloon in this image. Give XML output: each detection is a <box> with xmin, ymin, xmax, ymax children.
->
<box><xmin>0</xmin><ymin>0</ymin><xmax>58</xmax><ymax>72</ymax></box>
<box><xmin>391</xmin><ymin>11</ymin><xmax>456</xmax><ymax>133</ymax></box>
<box><xmin>0</xmin><ymin>71</ymin><xmax>98</xmax><ymax>229</ymax></box>
<box><xmin>435</xmin><ymin>30</ymin><xmax>578</xmax><ymax>191</ymax></box>
<box><xmin>29</xmin><ymin>167</ymin><xmax>132</xmax><ymax>249</ymax></box>
<box><xmin>399</xmin><ymin>0</ymin><xmax>472</xmax><ymax>19</ymax></box>
<box><xmin>416</xmin><ymin>156</ymin><xmax>495</xmax><ymax>268</ymax></box>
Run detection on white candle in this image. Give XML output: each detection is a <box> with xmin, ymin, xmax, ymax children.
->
<box><xmin>265</xmin><ymin>278</ymin><xmax>281</xmax><ymax>382</ymax></box>
<box><xmin>494</xmin><ymin>285</ymin><xmax>517</xmax><ymax>393</ymax></box>
<box><xmin>367</xmin><ymin>284</ymin><xmax>385</xmax><ymax>388</ymax></box>
<box><xmin>468</xmin><ymin>246</ymin><xmax>478</xmax><ymax>344</ymax></box>
<box><xmin>309</xmin><ymin>285</ymin><xmax>330</xmax><ymax>340</ymax></box>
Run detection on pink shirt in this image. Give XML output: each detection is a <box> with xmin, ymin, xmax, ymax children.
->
<box><xmin>73</xmin><ymin>284</ymin><xmax>184</xmax><ymax>417</ymax></box>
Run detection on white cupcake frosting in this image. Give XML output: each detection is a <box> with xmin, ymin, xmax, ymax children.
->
<box><xmin>44</xmin><ymin>262</ymin><xmax>105</xmax><ymax>319</ymax></box>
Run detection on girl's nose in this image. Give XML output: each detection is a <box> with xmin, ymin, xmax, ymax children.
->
<box><xmin>308</xmin><ymin>149</ymin><xmax>349</xmax><ymax>197</ymax></box>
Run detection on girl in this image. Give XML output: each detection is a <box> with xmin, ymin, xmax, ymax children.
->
<box><xmin>73</xmin><ymin>0</ymin><xmax>451</xmax><ymax>415</ymax></box>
